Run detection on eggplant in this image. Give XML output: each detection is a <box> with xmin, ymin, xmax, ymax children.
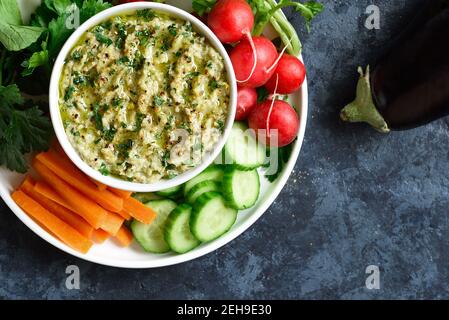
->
<box><xmin>341</xmin><ymin>1</ymin><xmax>449</xmax><ymax>133</ymax></box>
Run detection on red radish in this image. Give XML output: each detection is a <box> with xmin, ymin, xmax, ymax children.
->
<box><xmin>208</xmin><ymin>0</ymin><xmax>258</xmax><ymax>84</ymax></box>
<box><xmin>207</xmin><ymin>0</ymin><xmax>254</xmax><ymax>44</ymax></box>
<box><xmin>235</xmin><ymin>87</ymin><xmax>258</xmax><ymax>120</ymax></box>
<box><xmin>265</xmin><ymin>54</ymin><xmax>306</xmax><ymax>94</ymax></box>
<box><xmin>230</xmin><ymin>36</ymin><xmax>279</xmax><ymax>88</ymax></box>
<box><xmin>248</xmin><ymin>100</ymin><xmax>299</xmax><ymax>147</ymax></box>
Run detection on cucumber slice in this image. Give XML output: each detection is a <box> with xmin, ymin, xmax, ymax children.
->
<box><xmin>164</xmin><ymin>204</ymin><xmax>201</xmax><ymax>253</ymax></box>
<box><xmin>131</xmin><ymin>199</ymin><xmax>177</xmax><ymax>253</ymax></box>
<box><xmin>190</xmin><ymin>192</ymin><xmax>238</xmax><ymax>242</ymax></box>
<box><xmin>223</xmin><ymin>122</ymin><xmax>266</xmax><ymax>170</ymax></box>
<box><xmin>183</xmin><ymin>165</ymin><xmax>224</xmax><ymax>196</ymax></box>
<box><xmin>186</xmin><ymin>181</ymin><xmax>221</xmax><ymax>204</ymax></box>
<box><xmin>223</xmin><ymin>167</ymin><xmax>260</xmax><ymax>209</ymax></box>
<box><xmin>156</xmin><ymin>185</ymin><xmax>182</xmax><ymax>198</ymax></box>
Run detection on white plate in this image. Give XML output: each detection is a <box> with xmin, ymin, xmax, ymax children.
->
<box><xmin>0</xmin><ymin>0</ymin><xmax>308</xmax><ymax>268</ymax></box>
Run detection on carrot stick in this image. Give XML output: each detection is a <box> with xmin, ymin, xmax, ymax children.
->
<box><xmin>34</xmin><ymin>181</ymin><xmax>106</xmax><ymax>238</ymax></box>
<box><xmin>90</xmin><ymin>177</ymin><xmax>107</xmax><ymax>191</ymax></box>
<box><xmin>34</xmin><ymin>181</ymin><xmax>76</xmax><ymax>211</ymax></box>
<box><xmin>109</xmin><ymin>188</ymin><xmax>133</xmax><ymax>199</ymax></box>
<box><xmin>122</xmin><ymin>197</ymin><xmax>157</xmax><ymax>224</ymax></box>
<box><xmin>117</xmin><ymin>209</ymin><xmax>131</xmax><ymax>221</ymax></box>
<box><xmin>35</xmin><ymin>151</ymin><xmax>123</xmax><ymax>212</ymax></box>
<box><xmin>19</xmin><ymin>176</ymin><xmax>33</xmax><ymax>188</ymax></box>
<box><xmin>53</xmin><ymin>147</ymin><xmax>108</xmax><ymax>192</ymax></box>
<box><xmin>33</xmin><ymin>158</ymin><xmax>107</xmax><ymax>229</ymax></box>
<box><xmin>50</xmin><ymin>143</ymin><xmax>111</xmax><ymax>209</ymax></box>
<box><xmin>16</xmin><ymin>177</ymin><xmax>56</xmax><ymax>235</ymax></box>
<box><xmin>22</xmin><ymin>175</ymin><xmax>36</xmax><ymax>185</ymax></box>
<box><xmin>91</xmin><ymin>229</ymin><xmax>110</xmax><ymax>244</ymax></box>
<box><xmin>20</xmin><ymin>177</ymin><xmax>93</xmax><ymax>239</ymax></box>
<box><xmin>100</xmin><ymin>211</ymin><xmax>124</xmax><ymax>236</ymax></box>
<box><xmin>12</xmin><ymin>190</ymin><xmax>93</xmax><ymax>254</ymax></box>
<box><xmin>113</xmin><ymin>226</ymin><xmax>133</xmax><ymax>247</ymax></box>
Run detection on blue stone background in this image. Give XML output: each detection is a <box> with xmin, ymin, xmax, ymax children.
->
<box><xmin>1</xmin><ymin>0</ymin><xmax>448</xmax><ymax>299</ymax></box>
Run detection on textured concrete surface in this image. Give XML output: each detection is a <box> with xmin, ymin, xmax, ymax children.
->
<box><xmin>2</xmin><ymin>0</ymin><xmax>449</xmax><ymax>299</ymax></box>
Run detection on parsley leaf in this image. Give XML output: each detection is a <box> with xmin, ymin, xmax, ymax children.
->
<box><xmin>29</xmin><ymin>0</ymin><xmax>112</xmax><ymax>72</ymax></box>
<box><xmin>134</xmin><ymin>112</ymin><xmax>145</xmax><ymax>132</ymax></box>
<box><xmin>0</xmin><ymin>0</ymin><xmax>45</xmax><ymax>51</ymax></box>
<box><xmin>92</xmin><ymin>103</ymin><xmax>103</xmax><ymax>131</ymax></box>
<box><xmin>209</xmin><ymin>79</ymin><xmax>220</xmax><ymax>90</ymax></box>
<box><xmin>137</xmin><ymin>9</ymin><xmax>156</xmax><ymax>21</ymax></box>
<box><xmin>0</xmin><ymin>85</ymin><xmax>52</xmax><ymax>173</ymax></box>
<box><xmin>99</xmin><ymin>163</ymin><xmax>109</xmax><ymax>176</ymax></box>
<box><xmin>95</xmin><ymin>31</ymin><xmax>113</xmax><ymax>46</ymax></box>
<box><xmin>161</xmin><ymin>150</ymin><xmax>171</xmax><ymax>167</ymax></box>
<box><xmin>79</xmin><ymin>0</ymin><xmax>113</xmax><ymax>23</ymax></box>
<box><xmin>192</xmin><ymin>0</ymin><xmax>217</xmax><ymax>16</ymax></box>
<box><xmin>44</xmin><ymin>0</ymin><xmax>73</xmax><ymax>16</ymax></box>
<box><xmin>264</xmin><ymin>142</ymin><xmax>294</xmax><ymax>182</ymax></box>
<box><xmin>103</xmin><ymin>126</ymin><xmax>117</xmax><ymax>142</ymax></box>
<box><xmin>64</xmin><ymin>85</ymin><xmax>75</xmax><ymax>101</ymax></box>
<box><xmin>116</xmin><ymin>139</ymin><xmax>133</xmax><ymax>159</ymax></box>
<box><xmin>0</xmin><ymin>0</ymin><xmax>23</xmax><ymax>26</ymax></box>
<box><xmin>0</xmin><ymin>25</ymin><xmax>45</xmax><ymax>52</ymax></box>
<box><xmin>136</xmin><ymin>29</ymin><xmax>150</xmax><ymax>46</ymax></box>
<box><xmin>154</xmin><ymin>95</ymin><xmax>165</xmax><ymax>107</ymax></box>
<box><xmin>115</xmin><ymin>22</ymin><xmax>127</xmax><ymax>49</ymax></box>
<box><xmin>0</xmin><ymin>84</ymin><xmax>23</xmax><ymax>106</ymax></box>
<box><xmin>118</xmin><ymin>56</ymin><xmax>130</xmax><ymax>65</ymax></box>
<box><xmin>256</xmin><ymin>87</ymin><xmax>270</xmax><ymax>104</ymax></box>
<box><xmin>168</xmin><ymin>24</ymin><xmax>178</xmax><ymax>36</ymax></box>
<box><xmin>21</xmin><ymin>49</ymin><xmax>49</xmax><ymax>76</ymax></box>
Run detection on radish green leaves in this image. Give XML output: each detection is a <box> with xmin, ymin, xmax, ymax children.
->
<box><xmin>250</xmin><ymin>0</ymin><xmax>324</xmax><ymax>34</ymax></box>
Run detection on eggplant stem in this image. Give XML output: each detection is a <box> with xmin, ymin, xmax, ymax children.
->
<box><xmin>340</xmin><ymin>66</ymin><xmax>390</xmax><ymax>133</ymax></box>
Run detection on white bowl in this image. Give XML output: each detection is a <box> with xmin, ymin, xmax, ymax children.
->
<box><xmin>49</xmin><ymin>2</ymin><xmax>237</xmax><ymax>192</ymax></box>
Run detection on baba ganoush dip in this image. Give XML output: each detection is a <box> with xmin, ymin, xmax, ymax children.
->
<box><xmin>60</xmin><ymin>9</ymin><xmax>230</xmax><ymax>183</ymax></box>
